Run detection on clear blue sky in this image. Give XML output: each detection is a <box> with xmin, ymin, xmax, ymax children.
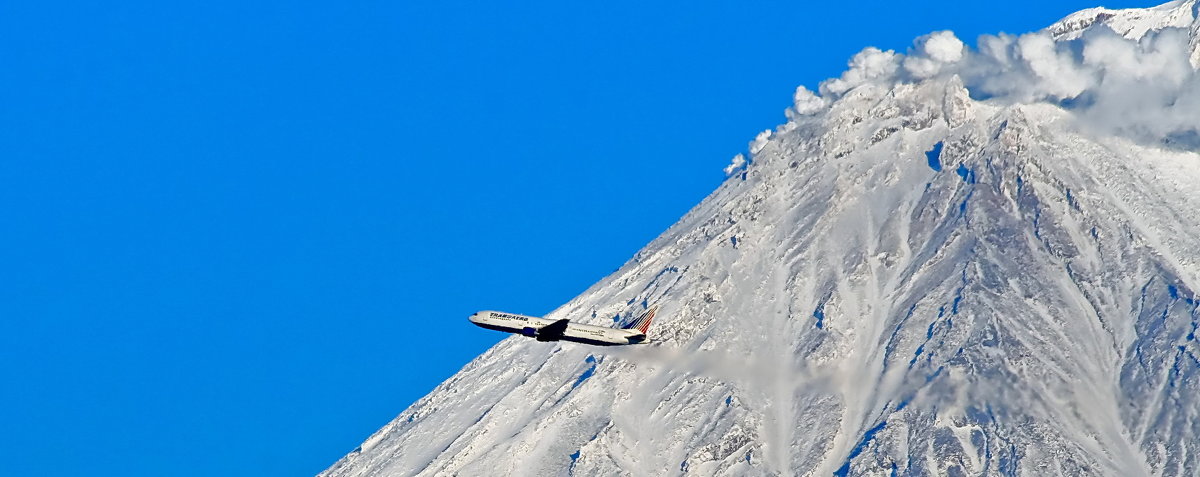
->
<box><xmin>1</xmin><ymin>1</ymin><xmax>1149</xmax><ymax>475</ymax></box>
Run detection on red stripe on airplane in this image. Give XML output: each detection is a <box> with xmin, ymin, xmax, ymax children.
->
<box><xmin>638</xmin><ymin>310</ymin><xmax>655</xmax><ymax>334</ymax></box>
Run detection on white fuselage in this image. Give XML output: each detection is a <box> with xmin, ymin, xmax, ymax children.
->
<box><xmin>468</xmin><ymin>310</ymin><xmax>649</xmax><ymax>346</ymax></box>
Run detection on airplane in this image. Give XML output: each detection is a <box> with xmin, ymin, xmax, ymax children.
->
<box><xmin>468</xmin><ymin>305</ymin><xmax>657</xmax><ymax>346</ymax></box>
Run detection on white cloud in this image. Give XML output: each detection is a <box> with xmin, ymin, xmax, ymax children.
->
<box><xmin>724</xmin><ymin>154</ymin><xmax>747</xmax><ymax>176</ymax></box>
<box><xmin>787</xmin><ymin>85</ymin><xmax>826</xmax><ymax>118</ymax></box>
<box><xmin>903</xmin><ymin>31</ymin><xmax>966</xmax><ymax>78</ymax></box>
<box><xmin>820</xmin><ymin>47</ymin><xmax>901</xmax><ymax>96</ymax></box>
<box><xmin>925</xmin><ymin>31</ymin><xmax>966</xmax><ymax>63</ymax></box>
<box><xmin>1072</xmin><ymin>28</ymin><xmax>1199</xmax><ymax>142</ymax></box>
<box><xmin>750</xmin><ymin>129</ymin><xmax>772</xmax><ymax>154</ymax></box>
<box><xmin>1016</xmin><ymin>32</ymin><xmax>1094</xmax><ymax>100</ymax></box>
<box><xmin>800</xmin><ymin>18</ymin><xmax>1200</xmax><ymax>147</ymax></box>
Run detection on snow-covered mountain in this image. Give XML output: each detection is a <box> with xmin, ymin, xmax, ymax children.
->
<box><xmin>323</xmin><ymin>2</ymin><xmax>1200</xmax><ymax>475</ymax></box>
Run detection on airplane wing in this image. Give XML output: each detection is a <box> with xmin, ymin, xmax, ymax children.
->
<box><xmin>536</xmin><ymin>318</ymin><xmax>570</xmax><ymax>341</ymax></box>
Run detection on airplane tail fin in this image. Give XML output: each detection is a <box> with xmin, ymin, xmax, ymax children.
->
<box><xmin>622</xmin><ymin>305</ymin><xmax>658</xmax><ymax>335</ymax></box>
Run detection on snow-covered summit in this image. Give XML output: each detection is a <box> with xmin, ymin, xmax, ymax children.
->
<box><xmin>796</xmin><ymin>0</ymin><xmax>1200</xmax><ymax>149</ymax></box>
<box><xmin>322</xmin><ymin>2</ymin><xmax>1200</xmax><ymax>476</ymax></box>
<box><xmin>1048</xmin><ymin>0</ymin><xmax>1200</xmax><ymax>68</ymax></box>
<box><xmin>1048</xmin><ymin>0</ymin><xmax>1197</xmax><ymax>41</ymax></box>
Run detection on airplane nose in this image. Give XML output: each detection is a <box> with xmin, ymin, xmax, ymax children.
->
<box><xmin>468</xmin><ymin>312</ymin><xmax>479</xmax><ymax>323</ymax></box>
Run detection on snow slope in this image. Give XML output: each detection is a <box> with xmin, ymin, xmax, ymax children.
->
<box><xmin>323</xmin><ymin>2</ymin><xmax>1200</xmax><ymax>475</ymax></box>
